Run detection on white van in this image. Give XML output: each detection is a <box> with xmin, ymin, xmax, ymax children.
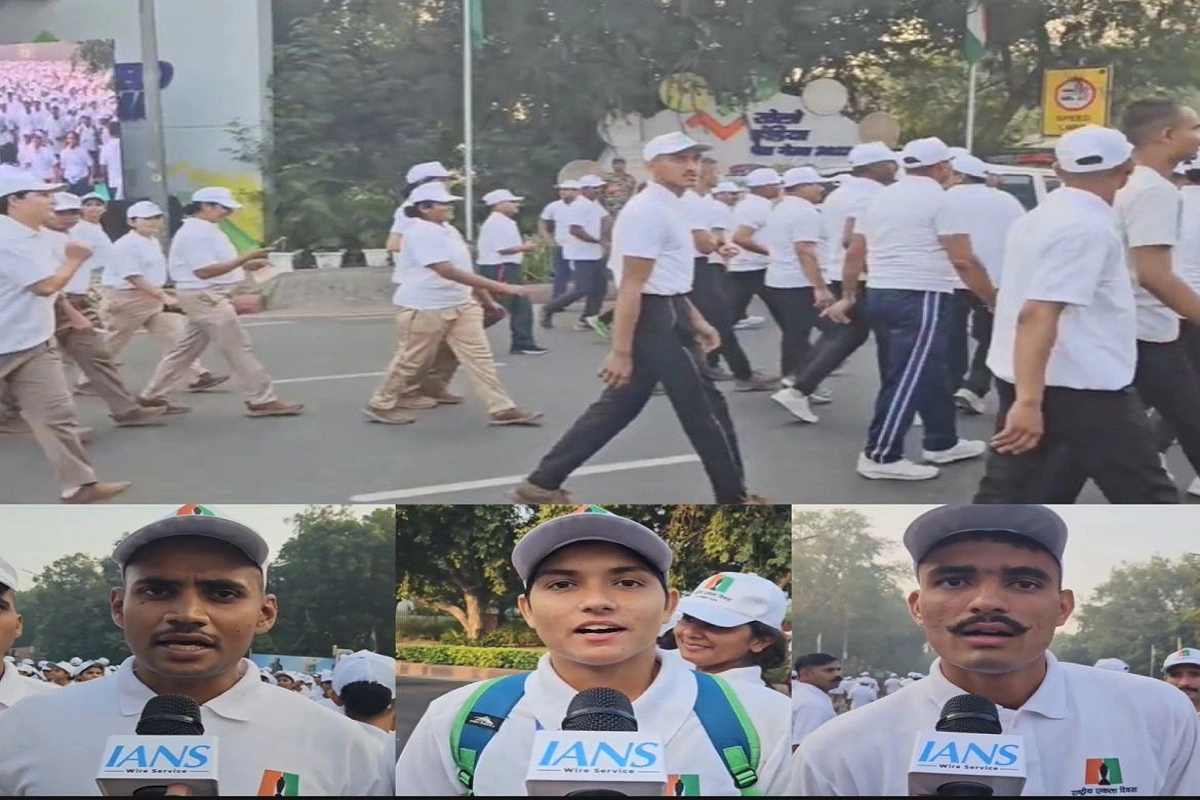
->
<box><xmin>990</xmin><ymin>165</ymin><xmax>1060</xmax><ymax>210</ymax></box>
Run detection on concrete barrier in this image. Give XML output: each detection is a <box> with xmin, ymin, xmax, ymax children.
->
<box><xmin>395</xmin><ymin>659</ymin><xmax>529</xmax><ymax>681</ymax></box>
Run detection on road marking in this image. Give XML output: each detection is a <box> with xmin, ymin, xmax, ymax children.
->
<box><xmin>274</xmin><ymin>371</ymin><xmax>385</xmax><ymax>385</ymax></box>
<box><xmin>350</xmin><ymin>454</ymin><xmax>702</xmax><ymax>502</ymax></box>
<box><xmin>239</xmin><ymin>321</ymin><xmax>298</xmax><ymax>328</ymax></box>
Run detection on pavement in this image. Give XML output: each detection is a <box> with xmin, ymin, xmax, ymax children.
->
<box><xmin>3</xmin><ymin>300</ymin><xmax>1196</xmax><ymax>503</ymax></box>
<box><xmin>397</xmin><ymin>676</ymin><xmax>468</xmax><ymax>753</ymax></box>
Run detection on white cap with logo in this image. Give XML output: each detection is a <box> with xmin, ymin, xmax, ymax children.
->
<box><xmin>1053</xmin><ymin>125</ymin><xmax>1134</xmax><ymax>174</ymax></box>
<box><xmin>899</xmin><ymin>137</ymin><xmax>953</xmax><ymax>168</ymax></box>
<box><xmin>191</xmin><ymin>186</ymin><xmax>242</xmax><ymax>210</ymax></box>
<box><xmin>332</xmin><ymin>649</ymin><xmax>396</xmax><ymax>698</ymax></box>
<box><xmin>482</xmin><ymin>189</ymin><xmax>524</xmax><ymax>206</ymax></box>
<box><xmin>781</xmin><ymin>167</ymin><xmax>833</xmax><ymax>188</ymax></box>
<box><xmin>407</xmin><ymin>182</ymin><xmax>462</xmax><ymax>204</ymax></box>
<box><xmin>642</xmin><ymin>131</ymin><xmax>711</xmax><ymax>162</ymax></box>
<box><xmin>1163</xmin><ymin>647</ymin><xmax>1200</xmax><ymax>671</ymax></box>
<box><xmin>112</xmin><ymin>504</ymin><xmax>271</xmax><ymax>577</ymax></box>
<box><xmin>848</xmin><ymin>142</ymin><xmax>900</xmax><ymax>168</ymax></box>
<box><xmin>676</xmin><ymin>572</ymin><xmax>787</xmax><ymax>630</ymax></box>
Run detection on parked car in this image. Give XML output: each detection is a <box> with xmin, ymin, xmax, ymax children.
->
<box><xmin>990</xmin><ymin>165</ymin><xmax>1060</xmax><ymax>210</ymax></box>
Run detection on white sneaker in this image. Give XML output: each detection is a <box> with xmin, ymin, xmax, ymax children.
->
<box><xmin>810</xmin><ymin>387</ymin><xmax>833</xmax><ymax>405</ymax></box>
<box><xmin>771</xmin><ymin>388</ymin><xmax>818</xmax><ymax>423</ymax></box>
<box><xmin>923</xmin><ymin>439</ymin><xmax>988</xmax><ymax>464</ymax></box>
<box><xmin>1161</xmin><ymin>454</ymin><xmax>1176</xmax><ymax>482</ymax></box>
<box><xmin>954</xmin><ymin>388</ymin><xmax>986</xmax><ymax>415</ymax></box>
<box><xmin>857</xmin><ymin>453</ymin><xmax>939</xmax><ymax>481</ymax></box>
<box><xmin>733</xmin><ymin>315</ymin><xmax>765</xmax><ymax>330</ymax></box>
<box><xmin>1188</xmin><ymin>476</ymin><xmax>1200</xmax><ymax>497</ymax></box>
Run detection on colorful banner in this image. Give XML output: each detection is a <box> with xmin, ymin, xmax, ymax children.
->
<box><xmin>1041</xmin><ymin>67</ymin><xmax>1113</xmax><ymax>136</ymax></box>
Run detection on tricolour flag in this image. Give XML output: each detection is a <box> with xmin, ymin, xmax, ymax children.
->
<box><xmin>965</xmin><ymin>0</ymin><xmax>988</xmax><ymax>64</ymax></box>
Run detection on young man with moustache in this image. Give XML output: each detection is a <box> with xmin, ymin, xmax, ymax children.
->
<box><xmin>1161</xmin><ymin>649</ymin><xmax>1200</xmax><ymax>715</ymax></box>
<box><xmin>790</xmin><ymin>504</ymin><xmax>1200</xmax><ymax>796</ymax></box>
<box><xmin>790</xmin><ymin>653</ymin><xmax>841</xmax><ymax>750</ymax></box>
<box><xmin>0</xmin><ymin>505</ymin><xmax>391</xmax><ymax>796</ymax></box>
<box><xmin>0</xmin><ymin>557</ymin><xmax>57</xmax><ymax>714</ymax></box>
<box><xmin>396</xmin><ymin>506</ymin><xmax>792</xmax><ymax>795</ymax></box>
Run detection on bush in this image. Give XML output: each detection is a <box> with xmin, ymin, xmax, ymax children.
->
<box><xmin>399</xmin><ymin>644</ymin><xmax>543</xmax><ymax>671</ymax></box>
<box><xmin>397</xmin><ymin>615</ymin><xmax>459</xmax><ymax>642</ymax></box>
<box><xmin>439</xmin><ymin>622</ymin><xmax>543</xmax><ymax>648</ymax></box>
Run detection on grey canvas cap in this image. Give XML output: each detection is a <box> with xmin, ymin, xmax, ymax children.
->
<box><xmin>512</xmin><ymin>506</ymin><xmax>673</xmax><ymax>584</ymax></box>
<box><xmin>903</xmin><ymin>505</ymin><xmax>1068</xmax><ymax>564</ymax></box>
<box><xmin>112</xmin><ymin>504</ymin><xmax>270</xmax><ymax>574</ymax></box>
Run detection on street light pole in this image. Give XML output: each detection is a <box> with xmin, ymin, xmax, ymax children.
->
<box><xmin>138</xmin><ymin>0</ymin><xmax>171</xmax><ymax>239</ymax></box>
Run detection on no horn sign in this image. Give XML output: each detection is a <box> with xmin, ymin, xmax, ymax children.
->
<box><xmin>1042</xmin><ymin>67</ymin><xmax>1112</xmax><ymax>136</ymax></box>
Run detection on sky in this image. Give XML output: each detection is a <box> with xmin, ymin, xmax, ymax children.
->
<box><xmin>0</xmin><ymin>504</ymin><xmax>391</xmax><ymax>584</ymax></box>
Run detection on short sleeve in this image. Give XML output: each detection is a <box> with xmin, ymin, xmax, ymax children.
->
<box><xmin>619</xmin><ymin>214</ymin><xmax>666</xmax><ymax>260</ymax></box>
<box><xmin>539</xmin><ymin>202</ymin><xmax>557</xmax><ymax>222</ymax></box>
<box><xmin>0</xmin><ymin>239</ymin><xmax>55</xmax><ymax>289</ymax></box>
<box><xmin>405</xmin><ymin>225</ymin><xmax>456</xmax><ymax>269</ymax></box>
<box><xmin>934</xmin><ymin>194</ymin><xmax>970</xmax><ymax>236</ymax></box>
<box><xmin>1121</xmin><ymin>184</ymin><xmax>1180</xmax><ymax>247</ymax></box>
<box><xmin>1025</xmin><ymin>225</ymin><xmax>1109</xmax><ymax>306</ymax></box>
<box><xmin>389</xmin><ymin>207</ymin><xmax>407</xmax><ymax>235</ymax></box>
<box><xmin>789</xmin><ymin>205</ymin><xmax>822</xmax><ymax>244</ymax></box>
<box><xmin>734</xmin><ymin>198</ymin><xmax>769</xmax><ymax>231</ymax></box>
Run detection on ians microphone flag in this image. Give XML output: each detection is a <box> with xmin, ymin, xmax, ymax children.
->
<box><xmin>965</xmin><ymin>0</ymin><xmax>988</xmax><ymax>64</ymax></box>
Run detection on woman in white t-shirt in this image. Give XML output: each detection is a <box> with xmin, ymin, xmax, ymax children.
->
<box><xmin>362</xmin><ymin>182</ymin><xmax>542</xmax><ymax>426</ymax></box>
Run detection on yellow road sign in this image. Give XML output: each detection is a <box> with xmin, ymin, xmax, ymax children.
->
<box><xmin>1042</xmin><ymin>67</ymin><xmax>1113</xmax><ymax>136</ymax></box>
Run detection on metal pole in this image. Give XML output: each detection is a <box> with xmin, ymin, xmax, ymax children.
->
<box><xmin>462</xmin><ymin>0</ymin><xmax>475</xmax><ymax>242</ymax></box>
<box><xmin>138</xmin><ymin>0</ymin><xmax>171</xmax><ymax>241</ymax></box>
<box><xmin>965</xmin><ymin>61</ymin><xmax>978</xmax><ymax>152</ymax></box>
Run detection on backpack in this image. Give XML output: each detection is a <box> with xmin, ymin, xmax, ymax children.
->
<box><xmin>449</xmin><ymin>670</ymin><xmax>763</xmax><ymax>796</ymax></box>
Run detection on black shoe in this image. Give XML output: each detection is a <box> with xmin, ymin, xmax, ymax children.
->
<box><xmin>512</xmin><ymin>346</ymin><xmax>549</xmax><ymax>355</ymax></box>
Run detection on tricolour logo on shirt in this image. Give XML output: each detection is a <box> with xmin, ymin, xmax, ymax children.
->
<box><xmin>665</xmin><ymin>774</ymin><xmax>701</xmax><ymax>795</ymax></box>
<box><xmin>1083</xmin><ymin>757</ymin><xmax>1123</xmax><ymax>786</ymax></box>
<box><xmin>257</xmin><ymin>769</ymin><xmax>300</xmax><ymax>796</ymax></box>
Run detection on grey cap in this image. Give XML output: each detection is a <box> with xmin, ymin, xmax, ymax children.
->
<box><xmin>903</xmin><ymin>505</ymin><xmax>1068</xmax><ymax>564</ymax></box>
<box><xmin>512</xmin><ymin>506</ymin><xmax>673</xmax><ymax>584</ymax></box>
<box><xmin>113</xmin><ymin>504</ymin><xmax>270</xmax><ymax>574</ymax></box>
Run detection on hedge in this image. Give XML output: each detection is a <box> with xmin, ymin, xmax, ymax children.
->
<box><xmin>439</xmin><ymin>624</ymin><xmax>543</xmax><ymax>648</ymax></box>
<box><xmin>399</xmin><ymin>644</ymin><xmax>543</xmax><ymax>671</ymax></box>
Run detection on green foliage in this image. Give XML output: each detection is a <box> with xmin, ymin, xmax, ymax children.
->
<box><xmin>14</xmin><ymin>550</ymin><xmax>129</xmax><ymax>662</ymax></box>
<box><xmin>440</xmin><ymin>621</ymin><xmax>544</xmax><ymax>648</ymax></box>
<box><xmin>396</xmin><ymin>614</ymin><xmax>460</xmax><ymax>642</ymax></box>
<box><xmin>398</xmin><ymin>644</ymin><xmax>543</xmax><ymax>670</ymax></box>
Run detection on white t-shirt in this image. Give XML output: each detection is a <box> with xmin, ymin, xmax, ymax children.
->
<box><xmin>559</xmin><ymin>196</ymin><xmax>608</xmax><ymax>261</ymax></box>
<box><xmin>476</xmin><ymin>211</ymin><xmax>523</xmax><ymax>265</ymax></box>
<box><xmin>860</xmin><ymin>175</ymin><xmax>966</xmax><ymax>293</ymax></box>
<box><xmin>946</xmin><ymin>183</ymin><xmax>1026</xmax><ymax>287</ymax></box>
<box><xmin>540</xmin><ymin>199</ymin><xmax>575</xmax><ymax>247</ymax></box>
<box><xmin>987</xmin><ymin>187</ymin><xmax>1136</xmax><ymax>391</ymax></box>
<box><xmin>820</xmin><ymin>175</ymin><xmax>884</xmax><ymax>282</ymax></box>
<box><xmin>0</xmin><ymin>666</ymin><xmax>56</xmax><ymax>714</ymax></box>
<box><xmin>64</xmin><ymin>220</ymin><xmax>112</xmax><ymax>294</ymax></box>
<box><xmin>389</xmin><ymin>207</ymin><xmax>416</xmax><ymax>237</ymax></box>
<box><xmin>1179</xmin><ymin>185</ymin><xmax>1200</xmax><ymax>293</ymax></box>
<box><xmin>607</xmin><ymin>181</ymin><xmax>695</xmax><ymax>296</ymax></box>
<box><xmin>789</xmin><ymin>653</ymin><xmax>1200</xmax><ymax>796</ymax></box>
<box><xmin>0</xmin><ymin>215</ymin><xmax>57</xmax><ymax>355</ymax></box>
<box><xmin>107</xmin><ymin>231</ymin><xmax>168</xmax><ymax>288</ymax></box>
<box><xmin>681</xmin><ymin>190</ymin><xmax>713</xmax><ymax>259</ymax></box>
<box><xmin>0</xmin><ymin>657</ymin><xmax>391</xmax><ymax>795</ymax></box>
<box><xmin>705</xmin><ymin>195</ymin><xmax>735</xmax><ymax>265</ymax></box>
<box><xmin>98</xmin><ymin>137</ymin><xmax>122</xmax><ymax>190</ymax></box>
<box><xmin>396</xmin><ymin>650</ymin><xmax>792</xmax><ymax>796</ymax></box>
<box><xmin>764</xmin><ymin>194</ymin><xmax>822</xmax><ymax>289</ymax></box>
<box><xmin>728</xmin><ymin>193</ymin><xmax>773</xmax><ymax>272</ymax></box>
<box><xmin>1115</xmin><ymin>165</ymin><xmax>1184</xmax><ymax>342</ymax></box>
<box><xmin>59</xmin><ymin>145</ymin><xmax>91</xmax><ymax>183</ymax></box>
<box><xmin>392</xmin><ymin>219</ymin><xmax>473</xmax><ymax>309</ymax></box>
<box><xmin>168</xmin><ymin>217</ymin><xmax>243</xmax><ymax>290</ymax></box>
<box><xmin>847</xmin><ymin>683</ymin><xmax>877</xmax><ymax>709</ymax></box>
<box><xmin>791</xmin><ymin>680</ymin><xmax>836</xmax><ymax>746</ymax></box>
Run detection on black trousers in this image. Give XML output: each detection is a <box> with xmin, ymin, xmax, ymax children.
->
<box><xmin>527</xmin><ymin>295</ymin><xmax>747</xmax><ymax>502</ymax></box>
<box><xmin>1135</xmin><ymin>336</ymin><xmax>1200</xmax><ymax>477</ymax></box>
<box><xmin>974</xmin><ymin>379</ymin><xmax>1178</xmax><ymax>503</ymax></box>
<box><xmin>544</xmin><ymin>259</ymin><xmax>606</xmax><ymax>319</ymax></box>
<box><xmin>949</xmin><ymin>288</ymin><xmax>994</xmax><ymax>397</ymax></box>
<box><xmin>1152</xmin><ymin>322</ymin><xmax>1200</xmax><ymax>453</ymax></box>
<box><xmin>692</xmin><ymin>259</ymin><xmax>754</xmax><ymax>379</ymax></box>
<box><xmin>760</xmin><ymin>286</ymin><xmax>818</xmax><ymax>383</ymax></box>
<box><xmin>791</xmin><ymin>286</ymin><xmax>874</xmax><ymax>396</ymax></box>
<box><xmin>724</xmin><ymin>269</ymin><xmax>768</xmax><ymax>323</ymax></box>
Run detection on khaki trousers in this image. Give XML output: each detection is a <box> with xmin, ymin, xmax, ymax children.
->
<box><xmin>53</xmin><ymin>300</ymin><xmax>139</xmax><ymax>417</ymax></box>
<box><xmin>0</xmin><ymin>340</ymin><xmax>97</xmax><ymax>491</ymax></box>
<box><xmin>141</xmin><ymin>288</ymin><xmax>276</xmax><ymax>404</ymax></box>
<box><xmin>368</xmin><ymin>301</ymin><xmax>514</xmax><ymax>414</ymax></box>
<box><xmin>101</xmin><ymin>289</ymin><xmax>210</xmax><ymax>381</ymax></box>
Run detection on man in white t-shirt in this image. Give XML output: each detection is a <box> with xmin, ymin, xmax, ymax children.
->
<box><xmin>513</xmin><ymin>133</ymin><xmax>758</xmax><ymax>504</ymax></box>
<box><xmin>397</xmin><ymin>506</ymin><xmax>792</xmax><ymax>795</ymax></box>
<box><xmin>476</xmin><ymin>188</ymin><xmax>546</xmax><ymax>355</ymax></box>
<box><xmin>728</xmin><ymin>168</ymin><xmax>784</xmax><ymax>376</ymax></box>
<box><xmin>537</xmin><ymin>180</ymin><xmax>581</xmax><ymax>300</ymax></box>
<box><xmin>976</xmin><ymin>125</ymin><xmax>1178</xmax><ymax>503</ymax></box>
<box><xmin>0</xmin><ymin>557</ymin><xmax>57</xmax><ymax>714</ymax></box>
<box><xmin>1161</xmin><ymin>648</ymin><xmax>1200</xmax><ymax>714</ymax></box>
<box><xmin>696</xmin><ymin>181</ymin><xmax>755</xmax><ymax>382</ymax></box>
<box><xmin>945</xmin><ymin>155</ymin><xmax>1027</xmax><ymax>415</ymax></box>
<box><xmin>856</xmin><ymin>137</ymin><xmax>994</xmax><ymax>481</ymax></box>
<box><xmin>791</xmin><ymin>504</ymin><xmax>1200</xmax><ymax>796</ymax></box>
<box><xmin>0</xmin><ymin>504</ymin><xmax>392</xmax><ymax>795</ymax></box>
<box><xmin>96</xmin><ymin>121</ymin><xmax>122</xmax><ymax>200</ymax></box>
<box><xmin>791</xmin><ymin>652</ymin><xmax>840</xmax><ymax>749</ymax></box>
<box><xmin>540</xmin><ymin>174</ymin><xmax>612</xmax><ymax>334</ymax></box>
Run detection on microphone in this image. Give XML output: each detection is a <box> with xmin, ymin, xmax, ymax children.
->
<box><xmin>96</xmin><ymin>695</ymin><xmax>219</xmax><ymax>796</ymax></box>
<box><xmin>906</xmin><ymin>694</ymin><xmax>1027</xmax><ymax>797</ymax></box>
<box><xmin>526</xmin><ymin>688</ymin><xmax>666</xmax><ymax>797</ymax></box>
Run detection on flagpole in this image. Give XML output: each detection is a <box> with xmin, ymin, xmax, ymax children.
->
<box><xmin>463</xmin><ymin>0</ymin><xmax>475</xmax><ymax>242</ymax></box>
<box><xmin>966</xmin><ymin>61</ymin><xmax>978</xmax><ymax>152</ymax></box>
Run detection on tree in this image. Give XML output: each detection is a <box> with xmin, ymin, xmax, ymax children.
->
<box><xmin>265</xmin><ymin>505</ymin><xmax>396</xmax><ymax>657</ymax></box>
<box><xmin>14</xmin><ymin>552</ymin><xmax>128</xmax><ymax>662</ymax></box>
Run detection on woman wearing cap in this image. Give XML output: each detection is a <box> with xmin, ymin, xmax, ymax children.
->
<box><xmin>103</xmin><ymin>201</ymin><xmax>227</xmax><ymax>395</ymax></box>
<box><xmin>362</xmin><ymin>181</ymin><xmax>542</xmax><ymax>426</ymax></box>
<box><xmin>137</xmin><ymin>186</ymin><xmax>304</xmax><ymax>417</ymax></box>
<box><xmin>673</xmin><ymin>572</ymin><xmax>791</xmax><ymax>695</ymax></box>
<box><xmin>476</xmin><ymin>188</ymin><xmax>546</xmax><ymax>355</ymax></box>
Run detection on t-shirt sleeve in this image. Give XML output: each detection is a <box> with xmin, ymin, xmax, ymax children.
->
<box><xmin>1122</xmin><ymin>183</ymin><xmax>1180</xmax><ymax>247</ymax></box>
<box><xmin>389</xmin><ymin>207</ymin><xmax>407</xmax><ymax>235</ymax></box>
<box><xmin>934</xmin><ymin>194</ymin><xmax>970</xmax><ymax>236</ymax></box>
<box><xmin>734</xmin><ymin>199</ymin><xmax>768</xmax><ymax>231</ymax></box>
<box><xmin>539</xmin><ymin>202</ymin><xmax>557</xmax><ymax>222</ymax></box>
<box><xmin>0</xmin><ymin>239</ymin><xmax>56</xmax><ymax>290</ymax></box>
<box><xmin>1025</xmin><ymin>225</ymin><xmax>1108</xmax><ymax>306</ymax></box>
<box><xmin>405</xmin><ymin>226</ymin><xmax>456</xmax><ymax>269</ymax></box>
<box><xmin>395</xmin><ymin>693</ymin><xmax>471</xmax><ymax>795</ymax></box>
<box><xmin>619</xmin><ymin>214</ymin><xmax>665</xmax><ymax>260</ymax></box>
<box><xmin>790</xmin><ymin>205</ymin><xmax>822</xmax><ymax>244</ymax></box>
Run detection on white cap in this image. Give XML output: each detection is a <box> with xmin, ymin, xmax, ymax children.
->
<box><xmin>112</xmin><ymin>504</ymin><xmax>271</xmax><ymax>576</ymax></box>
<box><xmin>1093</xmin><ymin>657</ymin><xmax>1130</xmax><ymax>672</ymax></box>
<box><xmin>407</xmin><ymin>182</ymin><xmax>462</xmax><ymax>204</ymax></box>
<box><xmin>658</xmin><ymin>609</ymin><xmax>683</xmax><ymax>638</ymax></box>
<box><xmin>951</xmin><ymin>154</ymin><xmax>994</xmax><ymax>180</ymax></box>
<box><xmin>1054</xmin><ymin>125</ymin><xmax>1134</xmax><ymax>174</ymax></box>
<box><xmin>482</xmin><ymin>189</ymin><xmax>524</xmax><ymax>206</ymax></box>
<box><xmin>676</xmin><ymin>572</ymin><xmax>787</xmax><ymax>631</ymax></box>
<box><xmin>578</xmin><ymin>174</ymin><xmax>606</xmax><ymax>188</ymax></box>
<box><xmin>781</xmin><ymin>166</ymin><xmax>833</xmax><ymax>188</ymax></box>
<box><xmin>1163</xmin><ymin>647</ymin><xmax>1200</xmax><ymax>671</ymax></box>
<box><xmin>97</xmin><ymin>657</ymin><xmax>110</xmax><ymax>666</ymax></box>
<box><xmin>0</xmin><ymin>171</ymin><xmax>62</xmax><ymax>198</ymax></box>
<box><xmin>899</xmin><ymin>137</ymin><xmax>953</xmax><ymax>168</ymax></box>
<box><xmin>126</xmin><ymin>200</ymin><xmax>164</xmax><ymax>220</ymax></box>
<box><xmin>52</xmin><ymin>192</ymin><xmax>82</xmax><ymax>212</ymax></box>
<box><xmin>744</xmin><ymin>168</ymin><xmax>784</xmax><ymax>188</ymax></box>
<box><xmin>642</xmin><ymin>131</ymin><xmax>711</xmax><ymax>161</ymax></box>
<box><xmin>858</xmin><ymin>677</ymin><xmax>873</xmax><ymax>685</ymax></box>
<box><xmin>947</xmin><ymin>146</ymin><xmax>972</xmax><ymax>159</ymax></box>
<box><xmin>556</xmin><ymin>179</ymin><xmax>582</xmax><ymax>190</ymax></box>
<box><xmin>0</xmin><ymin>556</ymin><xmax>17</xmax><ymax>592</ymax></box>
<box><xmin>332</xmin><ymin>650</ymin><xmax>395</xmax><ymax>698</ymax></box>
<box><xmin>318</xmin><ymin>669</ymin><xmax>334</xmax><ymax>683</ymax></box>
<box><xmin>53</xmin><ymin>661</ymin><xmax>75</xmax><ymax>676</ymax></box>
<box><xmin>69</xmin><ymin>657</ymin><xmax>82</xmax><ymax>666</ymax></box>
<box><xmin>259</xmin><ymin>669</ymin><xmax>277</xmax><ymax>685</ymax></box>
<box><xmin>848</xmin><ymin>142</ymin><xmax>900</xmax><ymax>168</ymax></box>
<box><xmin>1174</xmin><ymin>159</ymin><xmax>1195</xmax><ymax>176</ymax></box>
<box><xmin>405</xmin><ymin>161</ymin><xmax>454</xmax><ymax>184</ymax></box>
<box><xmin>191</xmin><ymin>186</ymin><xmax>242</xmax><ymax>210</ymax></box>
<box><xmin>79</xmin><ymin>191</ymin><xmax>106</xmax><ymax>204</ymax></box>
<box><xmin>713</xmin><ymin>180</ymin><xmax>741</xmax><ymax>194</ymax></box>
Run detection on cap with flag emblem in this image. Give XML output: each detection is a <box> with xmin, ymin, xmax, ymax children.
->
<box><xmin>257</xmin><ymin>769</ymin><xmax>300</xmax><ymax>796</ymax></box>
<box><xmin>112</xmin><ymin>504</ymin><xmax>271</xmax><ymax>575</ymax></box>
<box><xmin>512</xmin><ymin>505</ymin><xmax>673</xmax><ymax>583</ymax></box>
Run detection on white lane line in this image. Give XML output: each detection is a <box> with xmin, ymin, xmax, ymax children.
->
<box><xmin>240</xmin><ymin>321</ymin><xmax>298</xmax><ymax>328</ymax></box>
<box><xmin>274</xmin><ymin>371</ymin><xmax>385</xmax><ymax>385</ymax></box>
<box><xmin>349</xmin><ymin>454</ymin><xmax>702</xmax><ymax>502</ymax></box>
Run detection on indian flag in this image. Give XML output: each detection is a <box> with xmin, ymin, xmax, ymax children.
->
<box><xmin>965</xmin><ymin>0</ymin><xmax>988</xmax><ymax>64</ymax></box>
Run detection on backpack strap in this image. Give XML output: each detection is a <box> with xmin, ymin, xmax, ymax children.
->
<box><xmin>450</xmin><ymin>673</ymin><xmax>529</xmax><ymax>795</ymax></box>
<box><xmin>691</xmin><ymin>671</ymin><xmax>762</xmax><ymax>796</ymax></box>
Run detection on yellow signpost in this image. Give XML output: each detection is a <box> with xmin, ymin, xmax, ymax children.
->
<box><xmin>1042</xmin><ymin>67</ymin><xmax>1113</xmax><ymax>136</ymax></box>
